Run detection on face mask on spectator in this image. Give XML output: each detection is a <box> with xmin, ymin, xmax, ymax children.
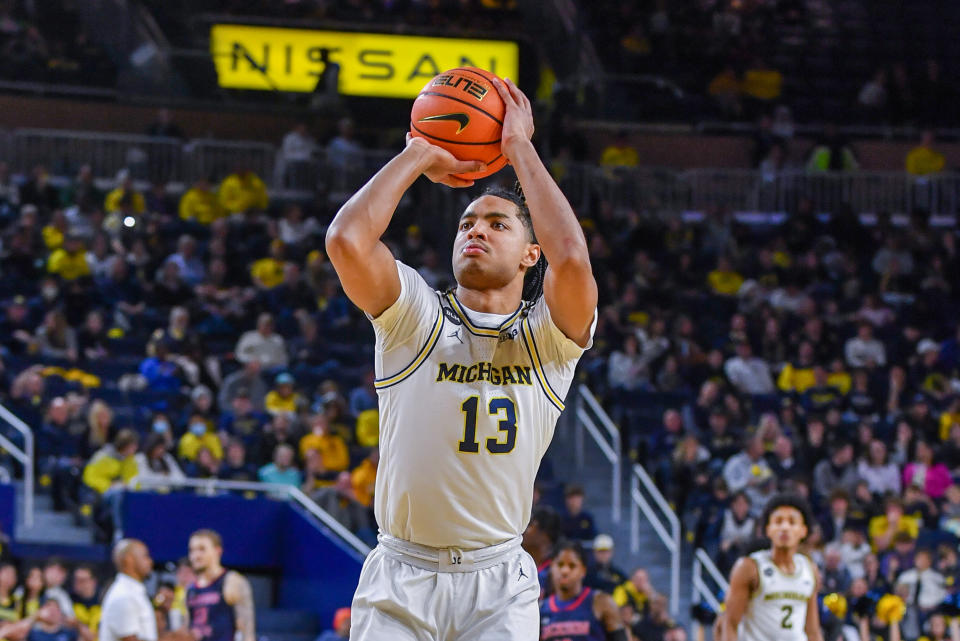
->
<box><xmin>190</xmin><ymin>422</ymin><xmax>206</xmax><ymax>436</ymax></box>
<box><xmin>152</xmin><ymin>420</ymin><xmax>169</xmax><ymax>433</ymax></box>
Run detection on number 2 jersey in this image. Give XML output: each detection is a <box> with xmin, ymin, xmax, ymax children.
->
<box><xmin>739</xmin><ymin>550</ymin><xmax>816</xmax><ymax>641</ymax></box>
<box><xmin>369</xmin><ymin>262</ymin><xmax>595</xmax><ymax>549</ymax></box>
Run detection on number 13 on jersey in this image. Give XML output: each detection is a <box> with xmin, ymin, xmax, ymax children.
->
<box><xmin>458</xmin><ymin>396</ymin><xmax>517</xmax><ymax>455</ymax></box>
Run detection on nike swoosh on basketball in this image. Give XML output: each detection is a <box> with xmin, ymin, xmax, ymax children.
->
<box><xmin>418</xmin><ymin>113</ymin><xmax>470</xmax><ymax>134</ymax></box>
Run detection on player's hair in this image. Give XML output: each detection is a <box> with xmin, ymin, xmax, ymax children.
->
<box><xmin>530</xmin><ymin>506</ymin><xmax>562</xmax><ymax>545</ymax></box>
<box><xmin>190</xmin><ymin>528</ymin><xmax>223</xmax><ymax>549</ymax></box>
<box><xmin>480</xmin><ymin>184</ymin><xmax>546</xmax><ymax>304</ymax></box>
<box><xmin>761</xmin><ymin>493</ymin><xmax>814</xmax><ymax>532</ymax></box>
<box><xmin>553</xmin><ymin>539</ymin><xmax>589</xmax><ymax>567</ymax></box>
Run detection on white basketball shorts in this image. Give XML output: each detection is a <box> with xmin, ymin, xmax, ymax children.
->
<box><xmin>350</xmin><ymin>533</ymin><xmax>540</xmax><ymax>640</ymax></box>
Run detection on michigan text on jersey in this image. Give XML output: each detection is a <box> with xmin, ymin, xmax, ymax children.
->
<box><xmin>436</xmin><ymin>362</ymin><xmax>533</xmax><ymax>385</ymax></box>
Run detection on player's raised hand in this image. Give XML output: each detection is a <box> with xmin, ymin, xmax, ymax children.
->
<box><xmin>492</xmin><ymin>77</ymin><xmax>534</xmax><ymax>161</ymax></box>
<box><xmin>405</xmin><ymin>133</ymin><xmax>485</xmax><ymax>188</ymax></box>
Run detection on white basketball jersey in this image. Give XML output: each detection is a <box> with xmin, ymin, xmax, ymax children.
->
<box><xmin>739</xmin><ymin>550</ymin><xmax>816</xmax><ymax>641</ymax></box>
<box><xmin>368</xmin><ymin>262</ymin><xmax>594</xmax><ymax>549</ymax></box>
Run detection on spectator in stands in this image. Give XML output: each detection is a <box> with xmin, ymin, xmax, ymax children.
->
<box><xmin>249</xmin><ymin>240</ymin><xmax>288</xmax><ymax>290</ymax></box>
<box><xmin>845</xmin><ymin>322</ymin><xmax>887</xmax><ymax>368</ymax></box>
<box><xmin>599</xmin><ymin>131</ymin><xmax>638</xmax><ymax>168</ymax></box>
<box><xmin>256</xmin><ymin>412</ymin><xmax>297</xmax><ymax>467</ymax></box>
<box><xmin>724</xmin><ymin>340</ymin><xmax>774</xmax><ymax>395</ymax></box>
<box><xmin>806</xmin><ymin>124</ymin><xmax>859</xmax><ymax>172</ymax></box>
<box><xmin>708</xmin><ymin>65</ymin><xmax>743</xmax><ymax>120</ymax></box>
<box><xmin>903</xmin><ymin>439</ymin><xmax>951</xmax><ymax>499</ymax></box>
<box><xmin>311</xmin><ymin>471</ymin><xmax>370</xmax><ymax>535</ymax></box>
<box><xmin>264</xmin><ymin>372</ymin><xmax>301</xmax><ymax>415</ymax></box>
<box><xmin>47</xmin><ymin>233</ymin><xmax>91</xmax><ymax>282</ymax></box>
<box><xmin>103</xmin><ymin>170</ymin><xmax>144</xmax><ymax>215</ymax></box>
<box><xmin>262</xmin><ymin>264</ymin><xmax>314</xmax><ymax>319</ymax></box>
<box><xmin>722</xmin><ymin>435</ymin><xmax>771</xmax><ymax>499</ymax></box>
<box><xmin>813</xmin><ymin>442</ymin><xmax>860</xmax><ymax>500</ymax></box>
<box><xmin>11</xmin><ymin>597</ymin><xmax>90</xmax><ymax>641</ymax></box>
<box><xmin>299</xmin><ymin>414</ymin><xmax>348</xmax><ymax>483</ymax></box>
<box><xmin>719</xmin><ymin>491</ymin><xmax>754</xmax><ymax>568</ymax></box>
<box><xmin>819</xmin><ymin>490</ymin><xmax>853</xmax><ymax>544</ymax></box>
<box><xmin>164</xmin><ymin>236</ymin><xmax>205</xmax><ymax>286</ymax></box>
<box><xmin>20</xmin><ymin>166</ymin><xmax>60</xmax><ymax>214</ymax></box>
<box><xmin>258</xmin><ymin>443</ymin><xmax>302</xmax><ymax>487</ymax></box>
<box><xmin>235</xmin><ymin>313</ymin><xmax>288</xmax><ymax>370</ymax></box>
<box><xmin>178</xmin><ymin>414</ymin><xmax>223</xmax><ymax>464</ymax></box>
<box><xmin>585</xmin><ymin>534</ymin><xmax>627</xmax><ymax>594</ymax></box>
<box><xmin>146</xmin><ymin>109</ymin><xmax>183</xmax><ymax>139</ymax></box>
<box><xmin>327</xmin><ymin>117</ymin><xmax>364</xmax><ymax>172</ymax></box>
<box><xmin>70</xmin><ymin>566</ymin><xmax>99</xmax><ymax>637</ymax></box>
<box><xmin>218</xmin><ymin>439</ymin><xmax>257</xmax><ymax>482</ymax></box>
<box><xmin>96</xmin><ymin>258</ymin><xmax>145</xmax><ymax>326</ymax></box>
<box><xmin>560</xmin><ymin>485</ymin><xmax>597</xmax><ymax>543</ymax></box>
<box><xmin>314</xmin><ymin>607</ymin><xmax>350</xmax><ymax>641</ymax></box>
<box><xmin>33</xmin><ymin>309</ymin><xmax>77</xmax><ymax>363</ymax></box>
<box><xmin>277</xmin><ymin>204</ymin><xmax>320</xmax><ymax>248</ymax></box>
<box><xmin>348</xmin><ymin>371</ymin><xmax>377</xmax><ymax>418</ymax></box>
<box><xmin>822</xmin><ymin>543</ymin><xmax>853</xmax><ymax>594</ymax></box>
<box><xmin>857</xmin><ymin>440</ymin><xmax>901</xmax><ymax>496</ymax></box>
<box><xmin>857</xmin><ymin>69</ymin><xmax>888</xmax><ymax>118</ymax></box>
<box><xmin>134</xmin><ymin>434</ymin><xmax>185</xmax><ymax>487</ymax></box>
<box><xmin>607</xmin><ymin>334</ymin><xmax>648</xmax><ymax>393</ymax></box>
<box><xmin>178</xmin><ymin>178</ymin><xmax>225</xmax><ymax>225</ymax></box>
<box><xmin>706</xmin><ymin>255</ymin><xmax>743</xmax><ymax>296</ymax></box>
<box><xmin>218</xmin><ymin>167</ymin><xmax>268</xmax><ymax>215</ymax></box>
<box><xmin>896</xmin><ymin>547</ymin><xmax>946</xmax><ymax>615</ymax></box>
<box><xmin>81</xmin><ymin>429</ymin><xmax>139</xmax><ymax>542</ymax></box>
<box><xmin>217</xmin><ymin>389</ymin><xmax>268</xmax><ymax>449</ymax></box>
<box><xmin>741</xmin><ymin>58</ymin><xmax>783</xmax><ymax>114</ymax></box>
<box><xmin>870</xmin><ymin>497</ymin><xmax>919</xmax><ymax>552</ymax></box>
<box><xmin>139</xmin><ymin>335</ymin><xmax>182</xmax><ymax>393</ymax></box>
<box><xmin>612</xmin><ymin>568</ymin><xmax>658</xmax><ymax>617</ymax></box>
<box><xmin>41</xmin><ymin>559</ymin><xmax>73</xmax><ymax>619</ymax></box>
<box><xmin>219</xmin><ymin>362</ymin><xmax>268</xmax><ymax>413</ymax></box>
<box><xmin>0</xmin><ymin>563</ymin><xmax>17</xmax><ymax>623</ymax></box>
<box><xmin>522</xmin><ymin>507</ymin><xmax>561</xmax><ymax>589</ymax></box>
<box><xmin>350</xmin><ymin>448</ymin><xmax>378</xmax><ymax>508</ymax></box>
<box><xmin>906</xmin><ymin>130</ymin><xmax>946</xmax><ymax>176</ymax></box>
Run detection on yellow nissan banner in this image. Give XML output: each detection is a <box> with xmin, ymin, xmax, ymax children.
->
<box><xmin>210</xmin><ymin>24</ymin><xmax>519</xmax><ymax>98</ymax></box>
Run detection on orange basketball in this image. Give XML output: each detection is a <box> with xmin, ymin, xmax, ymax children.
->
<box><xmin>410</xmin><ymin>67</ymin><xmax>507</xmax><ymax>181</ymax></box>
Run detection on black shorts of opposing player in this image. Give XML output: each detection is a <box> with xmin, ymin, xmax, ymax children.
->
<box><xmin>760</xmin><ymin>492</ymin><xmax>815</xmax><ymax>535</ymax></box>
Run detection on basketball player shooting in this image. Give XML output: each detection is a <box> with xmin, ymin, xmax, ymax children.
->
<box><xmin>720</xmin><ymin>494</ymin><xmax>823</xmax><ymax>641</ymax></box>
<box><xmin>326</xmin><ymin>76</ymin><xmax>597</xmax><ymax>640</ymax></box>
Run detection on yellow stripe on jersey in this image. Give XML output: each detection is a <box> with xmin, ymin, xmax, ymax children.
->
<box><xmin>520</xmin><ymin>317</ymin><xmax>565</xmax><ymax>412</ymax></box>
<box><xmin>446</xmin><ymin>293</ymin><xmax>523</xmax><ymax>337</ymax></box>
<box><xmin>375</xmin><ymin>303</ymin><xmax>444</xmax><ymax>389</ymax></box>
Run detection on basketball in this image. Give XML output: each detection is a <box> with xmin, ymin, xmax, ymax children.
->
<box><xmin>410</xmin><ymin>67</ymin><xmax>507</xmax><ymax>180</ymax></box>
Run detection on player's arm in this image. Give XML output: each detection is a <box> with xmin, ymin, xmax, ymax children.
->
<box><xmin>325</xmin><ymin>138</ymin><xmax>483</xmax><ymax>317</ymax></box>
<box><xmin>805</xmin><ymin>565</ymin><xmax>824</xmax><ymax>641</ymax></box>
<box><xmin>493</xmin><ymin>78</ymin><xmax>597</xmax><ymax>347</ymax></box>
<box><xmin>223</xmin><ymin>571</ymin><xmax>255</xmax><ymax>641</ymax></box>
<box><xmin>720</xmin><ymin>557</ymin><xmax>759</xmax><ymax>641</ymax></box>
<box><xmin>593</xmin><ymin>591</ymin><xmax>627</xmax><ymax>641</ymax></box>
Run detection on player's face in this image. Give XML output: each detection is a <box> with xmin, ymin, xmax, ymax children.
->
<box><xmin>189</xmin><ymin>536</ymin><xmax>221</xmax><ymax>573</ymax></box>
<box><xmin>131</xmin><ymin>542</ymin><xmax>154</xmax><ymax>579</ymax></box>
<box><xmin>550</xmin><ymin>549</ymin><xmax>586</xmax><ymax>594</ymax></box>
<box><xmin>765</xmin><ymin>506</ymin><xmax>807</xmax><ymax>550</ymax></box>
<box><xmin>452</xmin><ymin>195</ymin><xmax>539</xmax><ymax>291</ymax></box>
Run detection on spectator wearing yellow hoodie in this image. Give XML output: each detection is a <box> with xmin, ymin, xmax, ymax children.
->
<box><xmin>81</xmin><ymin>430</ymin><xmax>139</xmax><ymax>540</ymax></box>
<box><xmin>179</xmin><ymin>177</ymin><xmax>226</xmax><ymax>224</ymax></box>
<box><xmin>218</xmin><ymin>168</ymin><xmax>268</xmax><ymax>215</ymax></box>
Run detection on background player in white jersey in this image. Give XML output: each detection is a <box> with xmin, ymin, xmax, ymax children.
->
<box><xmin>326</xmin><ymin>76</ymin><xmax>597</xmax><ymax>640</ymax></box>
<box><xmin>721</xmin><ymin>494</ymin><xmax>824</xmax><ymax>641</ymax></box>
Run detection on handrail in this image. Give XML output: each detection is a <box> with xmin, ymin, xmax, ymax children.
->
<box><xmin>631</xmin><ymin>464</ymin><xmax>680</xmax><ymax>618</ymax></box>
<box><xmin>692</xmin><ymin>547</ymin><xmax>729</xmax><ymax>634</ymax></box>
<box><xmin>575</xmin><ymin>386</ymin><xmax>621</xmax><ymax>523</ymax></box>
<box><xmin>0</xmin><ymin>404</ymin><xmax>34</xmax><ymax>528</ymax></box>
<box><xmin>130</xmin><ymin>477</ymin><xmax>370</xmax><ymax>557</ymax></box>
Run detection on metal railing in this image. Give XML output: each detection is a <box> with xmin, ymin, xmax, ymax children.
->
<box><xmin>0</xmin><ymin>404</ymin><xmax>34</xmax><ymax>528</ymax></box>
<box><xmin>631</xmin><ymin>463</ymin><xmax>680</xmax><ymax>618</ymax></box>
<box><xmin>8</xmin><ymin>127</ymin><xmax>959</xmax><ymax>218</ymax></box>
<box><xmin>130</xmin><ymin>477</ymin><xmax>370</xmax><ymax>557</ymax></box>
<box><xmin>573</xmin><ymin>386</ymin><xmax>621</xmax><ymax>523</ymax></box>
<box><xmin>692</xmin><ymin>547</ymin><xmax>729</xmax><ymax>639</ymax></box>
